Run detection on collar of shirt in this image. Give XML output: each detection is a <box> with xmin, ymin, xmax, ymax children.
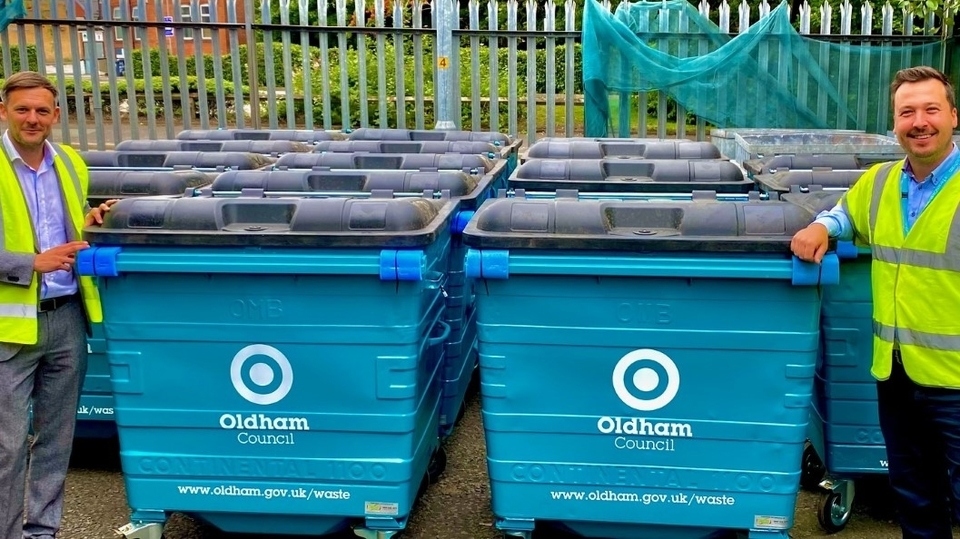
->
<box><xmin>902</xmin><ymin>142</ymin><xmax>960</xmax><ymax>186</ymax></box>
<box><xmin>1</xmin><ymin>130</ymin><xmax>55</xmax><ymax>172</ymax></box>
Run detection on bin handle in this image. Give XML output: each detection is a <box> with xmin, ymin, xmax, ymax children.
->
<box><xmin>428</xmin><ymin>320</ymin><xmax>452</xmax><ymax>347</ymax></box>
<box><xmin>423</xmin><ymin>271</ymin><xmax>446</xmax><ymax>293</ymax></box>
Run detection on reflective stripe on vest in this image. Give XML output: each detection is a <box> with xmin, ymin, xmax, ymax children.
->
<box><xmin>0</xmin><ymin>303</ymin><xmax>35</xmax><ymax>318</ymax></box>
<box><xmin>873</xmin><ymin>321</ymin><xmax>960</xmax><ymax>351</ymax></box>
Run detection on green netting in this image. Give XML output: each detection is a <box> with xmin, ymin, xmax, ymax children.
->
<box><xmin>582</xmin><ymin>0</ymin><xmax>947</xmax><ymax>137</ymax></box>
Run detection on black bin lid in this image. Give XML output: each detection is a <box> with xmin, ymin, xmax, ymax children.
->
<box><xmin>275</xmin><ymin>152</ymin><xmax>494</xmax><ymax>173</ymax></box>
<box><xmin>347</xmin><ymin>128</ymin><xmax>513</xmax><ymax>145</ymax></box>
<box><xmin>779</xmin><ymin>189</ymin><xmax>845</xmax><ymax>216</ymax></box>
<box><xmin>211</xmin><ymin>169</ymin><xmax>480</xmax><ymax>197</ymax></box>
<box><xmin>525</xmin><ymin>140</ymin><xmax>722</xmax><ymax>160</ymax></box>
<box><xmin>81</xmin><ymin>150</ymin><xmax>275</xmax><ymax>170</ymax></box>
<box><xmin>313</xmin><ymin>140</ymin><xmax>499</xmax><ymax>155</ymax></box>
<box><xmin>89</xmin><ymin>170</ymin><xmax>212</xmax><ymax>198</ymax></box>
<box><xmin>510</xmin><ymin>158</ymin><xmax>752</xmax><ymax>193</ymax></box>
<box><xmin>742</xmin><ymin>154</ymin><xmax>891</xmax><ymax>176</ymax></box>
<box><xmin>753</xmin><ymin>169</ymin><xmax>865</xmax><ymax>193</ymax></box>
<box><xmin>462</xmin><ymin>192</ymin><xmax>818</xmax><ymax>253</ymax></box>
<box><xmin>176</xmin><ymin>129</ymin><xmax>341</xmax><ymax>142</ymax></box>
<box><xmin>83</xmin><ymin>193</ymin><xmax>457</xmax><ymax>248</ymax></box>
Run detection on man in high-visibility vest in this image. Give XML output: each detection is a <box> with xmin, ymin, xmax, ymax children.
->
<box><xmin>0</xmin><ymin>71</ymin><xmax>115</xmax><ymax>539</ymax></box>
<box><xmin>792</xmin><ymin>65</ymin><xmax>960</xmax><ymax>539</ymax></box>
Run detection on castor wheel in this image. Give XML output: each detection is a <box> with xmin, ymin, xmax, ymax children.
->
<box><xmin>801</xmin><ymin>441</ymin><xmax>826</xmax><ymax>490</ymax></box>
<box><xmin>817</xmin><ymin>490</ymin><xmax>852</xmax><ymax>533</ymax></box>
<box><xmin>427</xmin><ymin>445</ymin><xmax>447</xmax><ymax>484</ymax></box>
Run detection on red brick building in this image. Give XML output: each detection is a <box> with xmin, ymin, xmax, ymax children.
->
<box><xmin>13</xmin><ymin>0</ymin><xmax>248</xmax><ymax>66</ymax></box>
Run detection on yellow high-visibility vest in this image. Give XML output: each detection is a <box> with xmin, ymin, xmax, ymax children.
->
<box><xmin>842</xmin><ymin>158</ymin><xmax>960</xmax><ymax>387</ymax></box>
<box><xmin>0</xmin><ymin>142</ymin><xmax>103</xmax><ymax>344</ymax></box>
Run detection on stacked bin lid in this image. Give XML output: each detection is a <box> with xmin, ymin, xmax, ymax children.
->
<box><xmin>346</xmin><ymin>127</ymin><xmax>524</xmax><ymax>176</ymax></box>
<box><xmin>743</xmin><ymin>153</ymin><xmax>892</xmax><ymax>177</ymax></box>
<box><xmin>349</xmin><ymin>127</ymin><xmax>513</xmax><ymax>146</ymax></box>
<box><xmin>752</xmin><ymin>169</ymin><xmax>866</xmax><ymax>195</ymax></box>
<box><xmin>464</xmin><ymin>191</ymin><xmax>820</xmax><ymax>252</ymax></box>
<box><xmin>88</xmin><ymin>169</ymin><xmax>213</xmax><ymax>206</ymax></box>
<box><xmin>176</xmin><ymin>128</ymin><xmax>346</xmax><ymax>142</ymax></box>
<box><xmin>84</xmin><ymin>191</ymin><xmax>455</xmax><ymax>247</ymax></box>
<box><xmin>274</xmin><ymin>152</ymin><xmax>494</xmax><ymax>175</ymax></box>
<box><xmin>211</xmin><ymin>169</ymin><xmax>482</xmax><ymax>198</ymax></box>
<box><xmin>510</xmin><ymin>157</ymin><xmax>753</xmax><ymax>193</ymax></box>
<box><xmin>81</xmin><ymin>150</ymin><xmax>274</xmax><ymax>170</ymax></box>
<box><xmin>524</xmin><ymin>138</ymin><xmax>722</xmax><ymax>159</ymax></box>
<box><xmin>115</xmin><ymin>139</ymin><xmax>312</xmax><ymax>154</ymax></box>
<box><xmin>313</xmin><ymin>140</ymin><xmax>500</xmax><ymax>158</ymax></box>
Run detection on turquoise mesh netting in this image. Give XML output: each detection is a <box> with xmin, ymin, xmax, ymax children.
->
<box><xmin>582</xmin><ymin>0</ymin><xmax>947</xmax><ymax>137</ymax></box>
<box><xmin>0</xmin><ymin>0</ymin><xmax>24</xmax><ymax>33</ymax></box>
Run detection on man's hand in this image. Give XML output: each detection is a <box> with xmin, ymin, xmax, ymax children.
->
<box><xmin>85</xmin><ymin>199</ymin><xmax>119</xmax><ymax>227</ymax></box>
<box><xmin>33</xmin><ymin>241</ymin><xmax>89</xmax><ymax>274</ymax></box>
<box><xmin>791</xmin><ymin>223</ymin><xmax>830</xmax><ymax>264</ymax></box>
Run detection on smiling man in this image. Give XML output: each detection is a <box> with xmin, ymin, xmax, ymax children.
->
<box><xmin>792</xmin><ymin>66</ymin><xmax>960</xmax><ymax>539</ymax></box>
<box><xmin>0</xmin><ymin>71</ymin><xmax>114</xmax><ymax>539</ymax></box>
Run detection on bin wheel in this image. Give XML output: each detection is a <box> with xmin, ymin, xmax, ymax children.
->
<box><xmin>817</xmin><ymin>491</ymin><xmax>851</xmax><ymax>534</ymax></box>
<box><xmin>427</xmin><ymin>446</ymin><xmax>447</xmax><ymax>484</ymax></box>
<box><xmin>801</xmin><ymin>442</ymin><xmax>826</xmax><ymax>490</ymax></box>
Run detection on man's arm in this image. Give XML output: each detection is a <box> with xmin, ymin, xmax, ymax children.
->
<box><xmin>0</xmin><ymin>250</ymin><xmax>36</xmax><ymax>288</ymax></box>
<box><xmin>813</xmin><ymin>202</ymin><xmax>855</xmax><ymax>241</ymax></box>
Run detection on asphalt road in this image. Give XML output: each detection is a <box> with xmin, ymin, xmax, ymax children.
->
<box><xmin>57</xmin><ymin>384</ymin><xmax>912</xmax><ymax>539</ymax></box>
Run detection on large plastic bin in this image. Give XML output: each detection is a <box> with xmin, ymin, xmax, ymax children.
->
<box><xmin>78</xmin><ymin>193</ymin><xmax>455</xmax><ymax>538</ymax></box>
<box><xmin>88</xmin><ymin>170</ymin><xmax>213</xmax><ymax>206</ymax></box>
<box><xmin>176</xmin><ymin>128</ymin><xmax>346</xmax><ymax>142</ymax></box>
<box><xmin>313</xmin><ymin>140</ymin><xmax>501</xmax><ymax>159</ymax></box>
<box><xmin>115</xmin><ymin>139</ymin><xmax>312</xmax><ymax>155</ymax></box>
<box><xmin>731</xmin><ymin>132</ymin><xmax>903</xmax><ymax>165</ymax></box>
<box><xmin>346</xmin><ymin>128</ymin><xmax>523</xmax><ymax>174</ymax></box>
<box><xmin>461</xmin><ymin>192</ymin><xmax>837</xmax><ymax>539</ymax></box>
<box><xmin>525</xmin><ymin>139</ymin><xmax>722</xmax><ymax>160</ymax></box>
<box><xmin>780</xmin><ymin>190</ymin><xmax>886</xmax><ymax>533</ymax></box>
<box><xmin>752</xmin><ymin>169</ymin><xmax>865</xmax><ymax>195</ymax></box>
<box><xmin>209</xmin><ymin>168</ymin><xmax>492</xmax><ymax>437</ymax></box>
<box><xmin>511</xmin><ymin>158</ymin><xmax>753</xmax><ymax>193</ymax></box>
<box><xmin>708</xmin><ymin>128</ymin><xmax>866</xmax><ymax>161</ymax></box>
<box><xmin>83</xmin><ymin>168</ymin><xmax>214</xmax><ymax>439</ymax></box>
<box><xmin>81</xmin><ymin>150</ymin><xmax>274</xmax><ymax>171</ymax></box>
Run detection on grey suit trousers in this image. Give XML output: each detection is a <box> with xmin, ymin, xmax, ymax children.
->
<box><xmin>0</xmin><ymin>297</ymin><xmax>87</xmax><ymax>539</ymax></box>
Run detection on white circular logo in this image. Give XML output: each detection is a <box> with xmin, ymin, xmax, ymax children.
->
<box><xmin>230</xmin><ymin>344</ymin><xmax>293</xmax><ymax>405</ymax></box>
<box><xmin>612</xmin><ymin>349</ymin><xmax>680</xmax><ymax>412</ymax></box>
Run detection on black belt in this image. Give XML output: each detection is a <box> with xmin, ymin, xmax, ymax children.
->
<box><xmin>38</xmin><ymin>293</ymin><xmax>79</xmax><ymax>313</ymax></box>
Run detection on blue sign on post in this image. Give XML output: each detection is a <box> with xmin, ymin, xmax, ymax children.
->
<box><xmin>163</xmin><ymin>16</ymin><xmax>174</xmax><ymax>37</ymax></box>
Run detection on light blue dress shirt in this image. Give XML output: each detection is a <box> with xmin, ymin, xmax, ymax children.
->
<box><xmin>814</xmin><ymin>143</ymin><xmax>960</xmax><ymax>240</ymax></box>
<box><xmin>2</xmin><ymin>131</ymin><xmax>78</xmax><ymax>300</ymax></box>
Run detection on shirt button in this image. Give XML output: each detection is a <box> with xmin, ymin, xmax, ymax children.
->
<box><xmin>911</xmin><ymin>212</ymin><xmax>917</xmax><ymax>217</ymax></box>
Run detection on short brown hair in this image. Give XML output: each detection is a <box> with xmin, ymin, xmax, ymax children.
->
<box><xmin>890</xmin><ymin>66</ymin><xmax>957</xmax><ymax>112</ymax></box>
<box><xmin>1</xmin><ymin>71</ymin><xmax>58</xmax><ymax>103</ymax></box>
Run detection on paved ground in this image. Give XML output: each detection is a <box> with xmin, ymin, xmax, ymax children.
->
<box><xmin>58</xmin><ymin>383</ymin><xmax>911</xmax><ymax>539</ymax></box>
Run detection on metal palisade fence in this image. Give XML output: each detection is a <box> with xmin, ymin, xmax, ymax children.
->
<box><xmin>0</xmin><ymin>0</ymin><xmax>951</xmax><ymax>149</ymax></box>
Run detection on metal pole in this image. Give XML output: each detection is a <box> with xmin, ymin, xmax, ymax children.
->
<box><xmin>433</xmin><ymin>0</ymin><xmax>456</xmax><ymax>129</ymax></box>
<box><xmin>245</xmin><ymin>0</ymin><xmax>261</xmax><ymax>128</ymax></box>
